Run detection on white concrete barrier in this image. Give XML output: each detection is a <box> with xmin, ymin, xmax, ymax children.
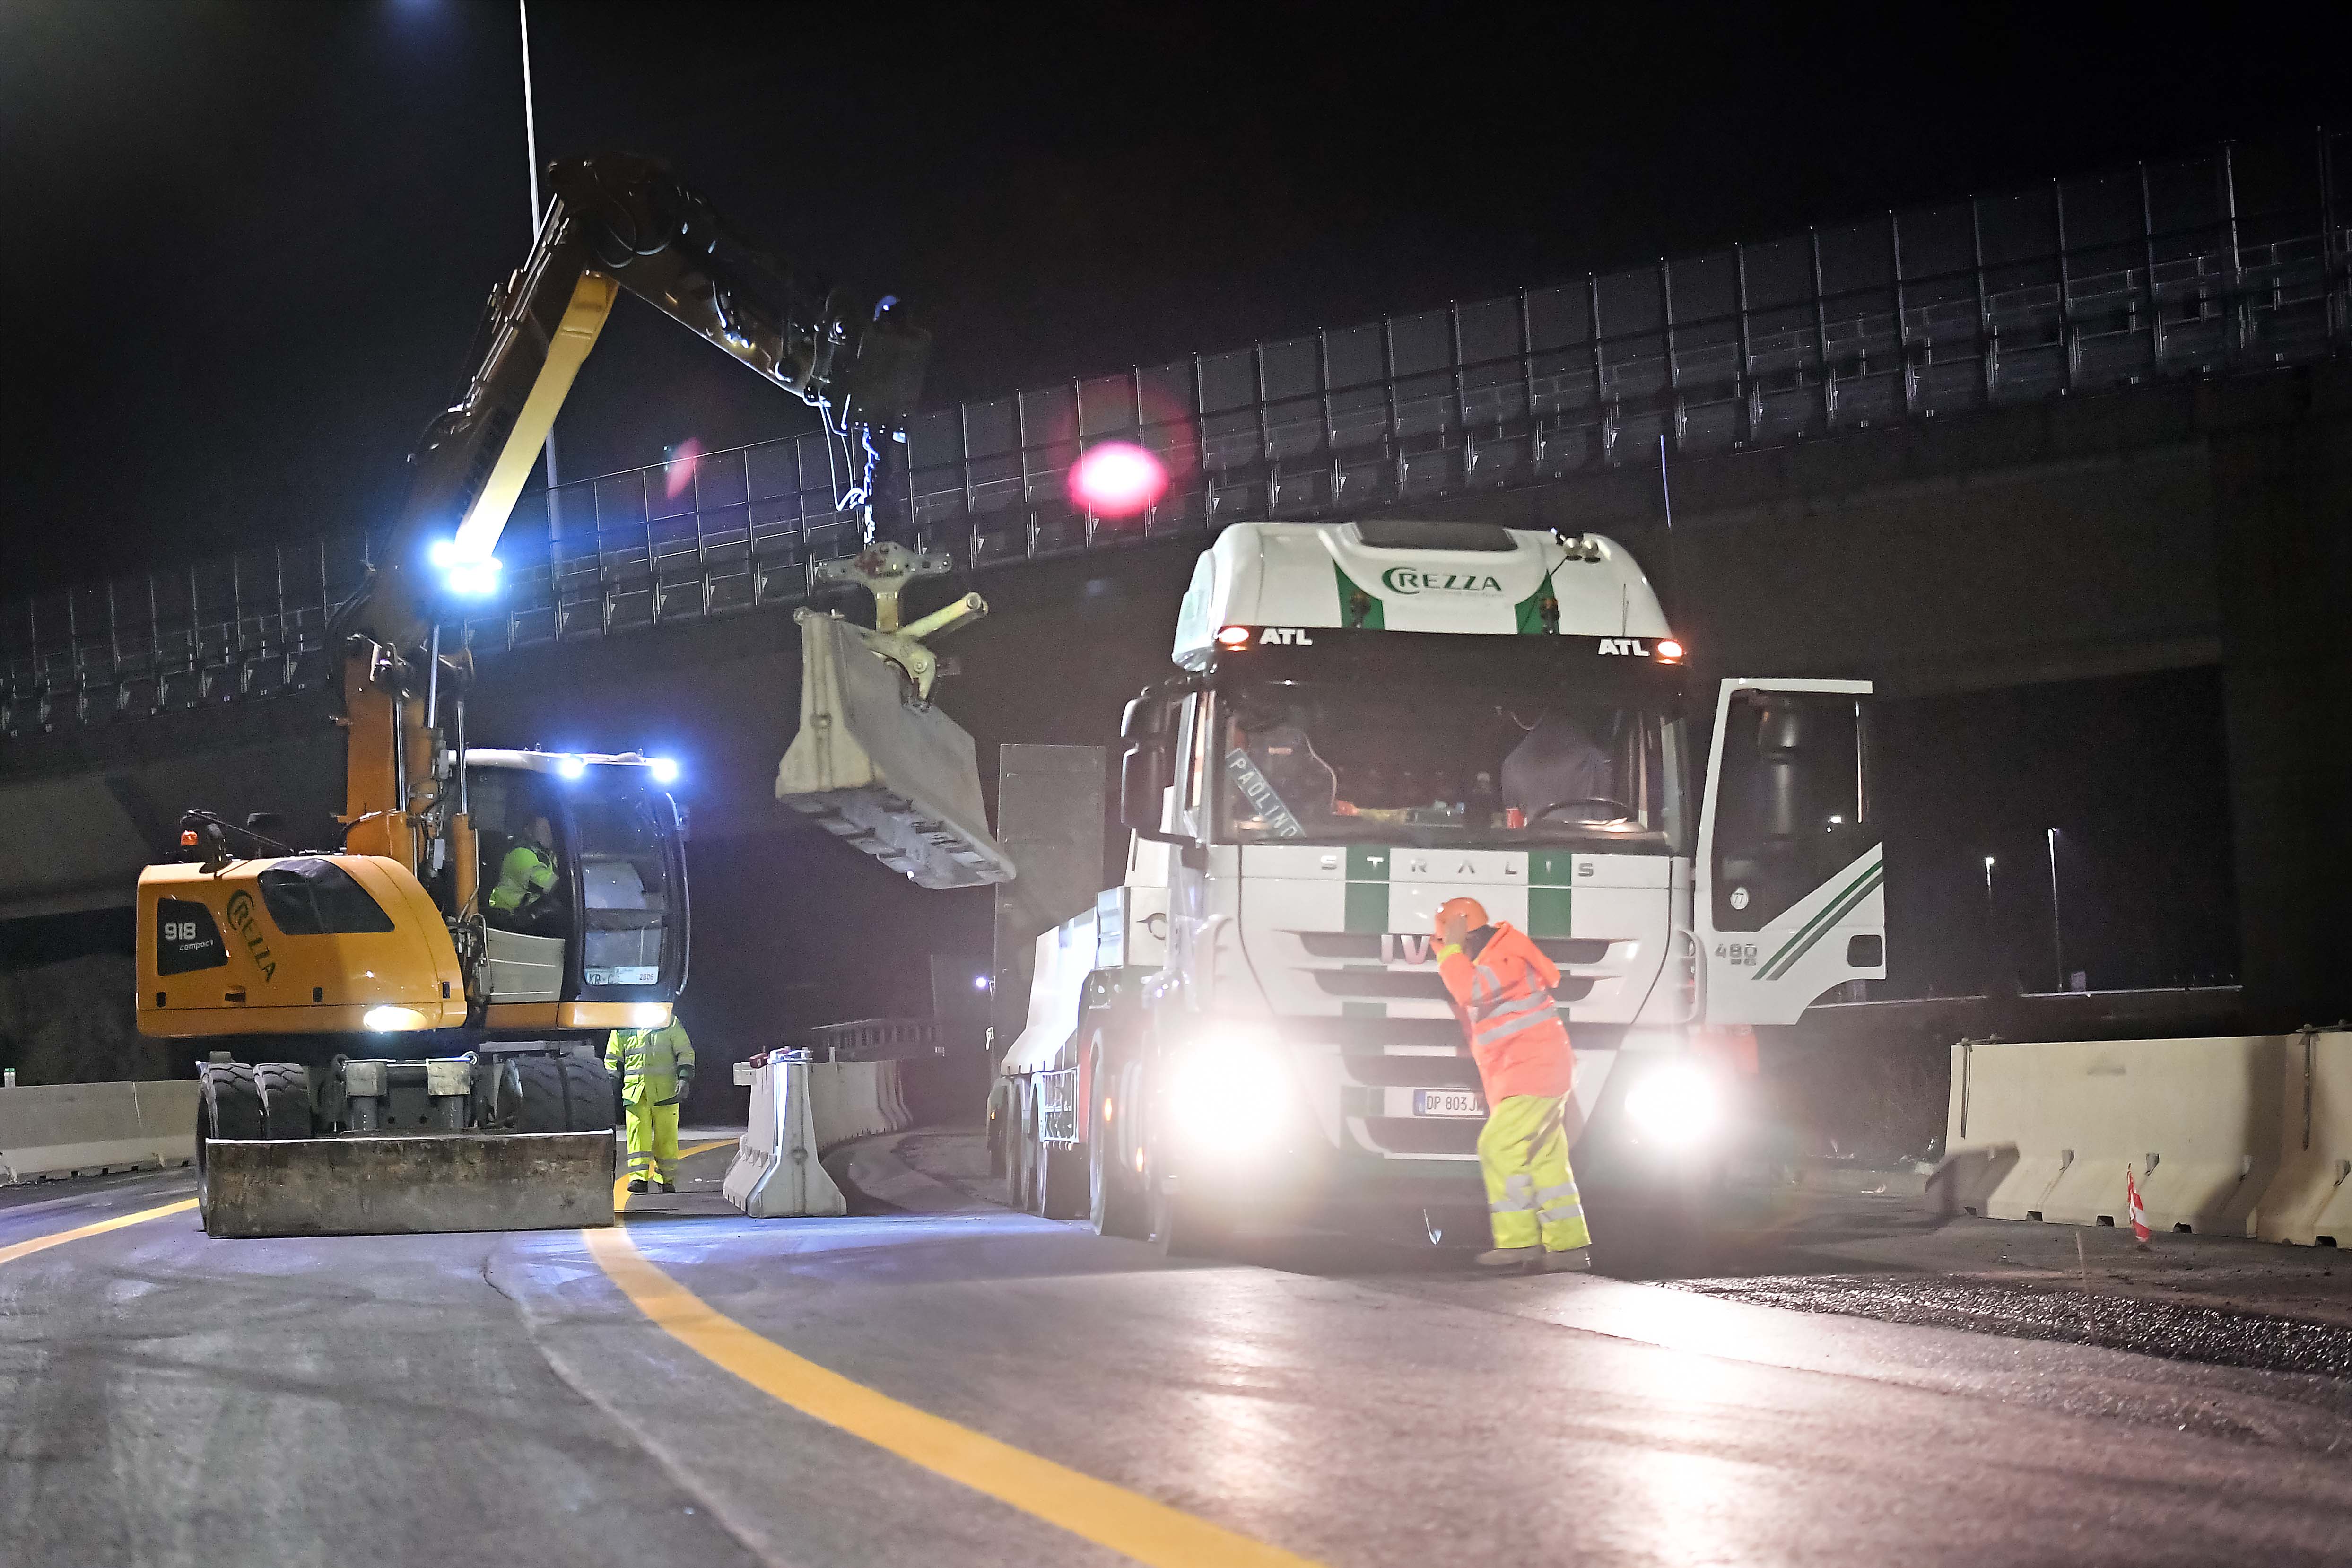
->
<box><xmin>722</xmin><ymin>1058</ymin><xmax>847</xmax><ymax>1218</ymax></box>
<box><xmin>1939</xmin><ymin>1034</ymin><xmax>2343</xmax><ymax>1241</ymax></box>
<box><xmin>723</xmin><ymin>1057</ymin><xmax>920</xmax><ymax>1219</ymax></box>
<box><xmin>2258</xmin><ymin>1030</ymin><xmax>2352</xmax><ymax>1246</ymax></box>
<box><xmin>807</xmin><ymin>1061</ymin><xmax>904</xmax><ymax>1147</ymax></box>
<box><xmin>0</xmin><ymin>1079</ymin><xmax>198</xmax><ymax>1184</ymax></box>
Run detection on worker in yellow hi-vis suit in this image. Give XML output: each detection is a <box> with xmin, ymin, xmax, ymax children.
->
<box><xmin>605</xmin><ymin>1016</ymin><xmax>695</xmax><ymax>1193</ymax></box>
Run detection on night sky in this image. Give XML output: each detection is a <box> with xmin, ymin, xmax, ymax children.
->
<box><xmin>4</xmin><ymin>0</ymin><xmax>2344</xmax><ymax>595</ymax></box>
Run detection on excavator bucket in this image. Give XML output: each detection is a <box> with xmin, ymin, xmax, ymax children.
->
<box><xmin>776</xmin><ymin>609</ymin><xmax>1015</xmax><ymax>889</ymax></box>
<box><xmin>199</xmin><ymin>1132</ymin><xmax>615</xmax><ymax>1238</ymax></box>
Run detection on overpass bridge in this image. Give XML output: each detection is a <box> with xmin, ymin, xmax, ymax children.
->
<box><xmin>3</xmin><ymin>133</ymin><xmax>2346</xmax><ymax>1061</ymax></box>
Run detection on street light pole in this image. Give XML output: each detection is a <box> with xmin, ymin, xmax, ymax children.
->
<box><xmin>2047</xmin><ymin>828</ymin><xmax>2066</xmax><ymax>990</ymax></box>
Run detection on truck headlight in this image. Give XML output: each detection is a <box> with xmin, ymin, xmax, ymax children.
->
<box><xmin>1166</xmin><ymin>1032</ymin><xmax>1288</xmax><ymax>1153</ymax></box>
<box><xmin>1620</xmin><ymin>1059</ymin><xmax>1721</xmax><ymax>1148</ymax></box>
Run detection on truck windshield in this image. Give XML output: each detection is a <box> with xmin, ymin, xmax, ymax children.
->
<box><xmin>1214</xmin><ymin>682</ymin><xmax>1688</xmax><ymax>852</ymax></box>
<box><xmin>570</xmin><ymin>779</ymin><xmax>675</xmax><ymax>984</ymax></box>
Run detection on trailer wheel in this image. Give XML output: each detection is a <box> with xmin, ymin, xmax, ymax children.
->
<box><xmin>514</xmin><ymin>1055</ymin><xmax>570</xmax><ymax>1133</ymax></box>
<box><xmin>559</xmin><ymin>1057</ymin><xmax>614</xmax><ymax>1132</ymax></box>
<box><xmin>253</xmin><ymin>1063</ymin><xmax>314</xmax><ymax>1140</ymax></box>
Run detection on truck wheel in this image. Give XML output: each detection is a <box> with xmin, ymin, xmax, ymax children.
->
<box><xmin>253</xmin><ymin>1063</ymin><xmax>314</xmax><ymax>1140</ymax></box>
<box><xmin>1089</xmin><ymin>1127</ymin><xmax>1147</xmax><ymax>1237</ymax></box>
<box><xmin>560</xmin><ymin>1057</ymin><xmax>614</xmax><ymax>1132</ymax></box>
<box><xmin>1088</xmin><ymin>1056</ymin><xmax>1147</xmax><ymax>1238</ymax></box>
<box><xmin>514</xmin><ymin>1056</ymin><xmax>569</xmax><ymax>1133</ymax></box>
<box><xmin>1149</xmin><ymin>1176</ymin><xmax>1235</xmax><ymax>1258</ymax></box>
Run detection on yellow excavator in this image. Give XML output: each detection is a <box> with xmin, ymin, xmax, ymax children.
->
<box><xmin>136</xmin><ymin>154</ymin><xmax>991</xmax><ymax>1237</ymax></box>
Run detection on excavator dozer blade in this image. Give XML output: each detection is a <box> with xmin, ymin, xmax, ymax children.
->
<box><xmin>775</xmin><ymin>610</ymin><xmax>1016</xmax><ymax>889</ymax></box>
<box><xmin>199</xmin><ymin>1132</ymin><xmax>615</xmax><ymax>1238</ymax></box>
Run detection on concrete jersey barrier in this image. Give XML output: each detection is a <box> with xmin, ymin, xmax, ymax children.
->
<box><xmin>0</xmin><ymin>1079</ymin><xmax>199</xmax><ymax>1184</ymax></box>
<box><xmin>1937</xmin><ymin>1031</ymin><xmax>2352</xmax><ymax>1244</ymax></box>
<box><xmin>2257</xmin><ymin>1030</ymin><xmax>2352</xmax><ymax>1246</ymax></box>
<box><xmin>723</xmin><ymin>1056</ymin><xmax>849</xmax><ymax>1218</ymax></box>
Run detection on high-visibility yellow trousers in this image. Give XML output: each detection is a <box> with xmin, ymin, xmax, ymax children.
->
<box><xmin>624</xmin><ymin>1100</ymin><xmax>680</xmax><ymax>1186</ymax></box>
<box><xmin>1479</xmin><ymin>1092</ymin><xmax>1590</xmax><ymax>1250</ymax></box>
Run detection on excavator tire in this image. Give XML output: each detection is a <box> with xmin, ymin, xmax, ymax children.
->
<box><xmin>197</xmin><ymin>1062</ymin><xmax>262</xmax><ymax>1146</ymax></box>
<box><xmin>254</xmin><ymin>1063</ymin><xmax>314</xmax><ymax>1140</ymax></box>
<box><xmin>559</xmin><ymin>1057</ymin><xmax>614</xmax><ymax>1132</ymax></box>
<box><xmin>513</xmin><ymin>1056</ymin><xmax>571</xmax><ymax>1134</ymax></box>
<box><xmin>195</xmin><ymin>1062</ymin><xmax>261</xmax><ymax>1232</ymax></box>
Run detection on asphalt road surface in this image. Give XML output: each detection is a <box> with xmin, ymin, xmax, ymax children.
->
<box><xmin>5</xmin><ymin>1136</ymin><xmax>2351</xmax><ymax>1568</ymax></box>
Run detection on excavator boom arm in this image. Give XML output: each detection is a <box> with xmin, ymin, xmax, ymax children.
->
<box><xmin>372</xmin><ymin>153</ymin><xmax>929</xmax><ymax>648</ymax></box>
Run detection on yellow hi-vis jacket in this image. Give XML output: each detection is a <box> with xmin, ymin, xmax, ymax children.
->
<box><xmin>606</xmin><ymin>1019</ymin><xmax>695</xmax><ymax>1106</ymax></box>
<box><xmin>488</xmin><ymin>844</ymin><xmax>556</xmax><ymax>913</ymax></box>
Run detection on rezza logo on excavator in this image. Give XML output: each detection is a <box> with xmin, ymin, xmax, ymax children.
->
<box><xmin>222</xmin><ymin>890</ymin><xmax>277</xmax><ymax>982</ymax></box>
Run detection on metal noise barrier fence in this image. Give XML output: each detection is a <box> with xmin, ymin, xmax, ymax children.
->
<box><xmin>5</xmin><ymin>133</ymin><xmax>2345</xmax><ymax>739</ymax></box>
<box><xmin>1935</xmin><ymin>1030</ymin><xmax>2352</xmax><ymax>1246</ymax></box>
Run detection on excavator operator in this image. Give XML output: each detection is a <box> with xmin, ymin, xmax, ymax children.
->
<box><xmin>487</xmin><ymin>816</ymin><xmax>560</xmax><ymax>931</ymax></box>
<box><xmin>1435</xmin><ymin>896</ymin><xmax>1594</xmax><ymax>1274</ymax></box>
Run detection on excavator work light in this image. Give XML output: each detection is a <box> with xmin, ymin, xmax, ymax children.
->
<box><xmin>1214</xmin><ymin>626</ymin><xmax>1252</xmax><ymax>649</ymax></box>
<box><xmin>648</xmin><ymin>757</ymin><xmax>679</xmax><ymax>784</ymax></box>
<box><xmin>429</xmin><ymin>539</ymin><xmax>503</xmax><ymax>597</ymax></box>
<box><xmin>557</xmin><ymin>755</ymin><xmax>587</xmax><ymax>780</ymax></box>
<box><xmin>362</xmin><ymin>1005</ymin><xmax>429</xmax><ymax>1033</ymax></box>
<box><xmin>1655</xmin><ymin>638</ymin><xmax>1686</xmax><ymax>662</ymax></box>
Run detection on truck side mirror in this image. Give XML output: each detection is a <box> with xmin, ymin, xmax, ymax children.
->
<box><xmin>1119</xmin><ymin>741</ymin><xmax>1172</xmax><ymax>835</ymax></box>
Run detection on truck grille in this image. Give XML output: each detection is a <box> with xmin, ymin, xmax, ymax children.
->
<box><xmin>1297</xmin><ymin>932</ymin><xmax>1610</xmax><ymax>965</ymax></box>
<box><xmin>1310</xmin><ymin>970</ymin><xmax>1594</xmax><ymax>1003</ymax></box>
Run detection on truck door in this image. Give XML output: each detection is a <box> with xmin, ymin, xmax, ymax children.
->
<box><xmin>1694</xmin><ymin>679</ymin><xmax>1884</xmax><ymax>1024</ymax></box>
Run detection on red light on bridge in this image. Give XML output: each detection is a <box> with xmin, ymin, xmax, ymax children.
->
<box><xmin>1069</xmin><ymin>441</ymin><xmax>1167</xmax><ymax>519</ymax></box>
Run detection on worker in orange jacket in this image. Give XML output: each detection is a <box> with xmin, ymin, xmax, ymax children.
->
<box><xmin>1435</xmin><ymin>897</ymin><xmax>1593</xmax><ymax>1272</ymax></box>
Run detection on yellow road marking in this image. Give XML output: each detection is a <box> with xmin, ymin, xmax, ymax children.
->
<box><xmin>0</xmin><ymin>1198</ymin><xmax>198</xmax><ymax>1267</ymax></box>
<box><xmin>583</xmin><ymin>1221</ymin><xmax>1324</xmax><ymax>1568</ymax></box>
<box><xmin>611</xmin><ymin>1136</ymin><xmax>737</xmax><ymax>1211</ymax></box>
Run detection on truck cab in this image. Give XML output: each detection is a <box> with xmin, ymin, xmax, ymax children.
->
<box><xmin>998</xmin><ymin>519</ymin><xmax>1882</xmax><ymax>1251</ymax></box>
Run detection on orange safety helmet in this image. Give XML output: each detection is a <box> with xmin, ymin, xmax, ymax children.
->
<box><xmin>1433</xmin><ymin>897</ymin><xmax>1489</xmax><ymax>936</ymax></box>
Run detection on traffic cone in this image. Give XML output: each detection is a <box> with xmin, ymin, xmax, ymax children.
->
<box><xmin>2125</xmin><ymin>1164</ymin><xmax>2151</xmax><ymax>1248</ymax></box>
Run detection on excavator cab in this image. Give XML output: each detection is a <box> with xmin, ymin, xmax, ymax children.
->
<box><xmin>444</xmin><ymin>750</ymin><xmax>689</xmax><ymax>1030</ymax></box>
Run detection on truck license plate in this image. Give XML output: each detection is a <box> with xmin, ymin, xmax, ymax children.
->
<box><xmin>1414</xmin><ymin>1089</ymin><xmax>1485</xmax><ymax>1118</ymax></box>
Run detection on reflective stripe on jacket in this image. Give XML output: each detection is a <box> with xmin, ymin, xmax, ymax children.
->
<box><xmin>605</xmin><ymin>1019</ymin><xmax>695</xmax><ymax>1105</ymax></box>
<box><xmin>1437</xmin><ymin>922</ymin><xmax>1572</xmax><ymax>1102</ymax></box>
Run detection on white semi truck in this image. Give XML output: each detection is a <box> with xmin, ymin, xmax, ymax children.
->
<box><xmin>994</xmin><ymin>518</ymin><xmax>1885</xmax><ymax>1251</ymax></box>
